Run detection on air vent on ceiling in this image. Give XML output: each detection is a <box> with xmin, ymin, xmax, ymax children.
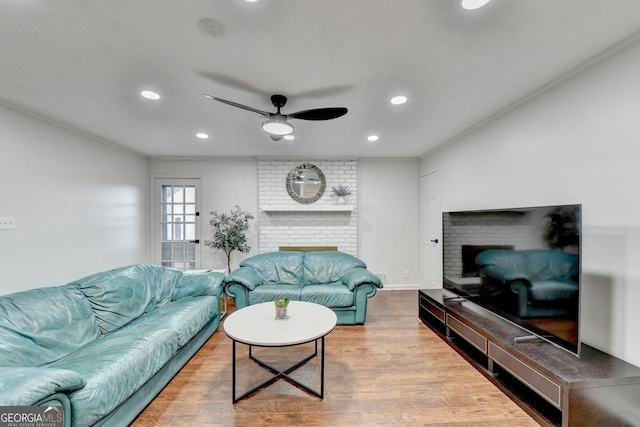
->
<box><xmin>198</xmin><ymin>18</ymin><xmax>224</xmax><ymax>38</ymax></box>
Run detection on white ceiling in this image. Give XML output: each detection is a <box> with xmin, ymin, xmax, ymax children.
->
<box><xmin>2</xmin><ymin>1</ymin><xmax>640</xmax><ymax>159</ymax></box>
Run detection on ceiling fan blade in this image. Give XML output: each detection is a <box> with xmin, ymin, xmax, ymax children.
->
<box><xmin>197</xmin><ymin>71</ymin><xmax>270</xmax><ymax>97</ymax></box>
<box><xmin>203</xmin><ymin>94</ymin><xmax>271</xmax><ymax>117</ymax></box>
<box><xmin>289</xmin><ymin>84</ymin><xmax>353</xmax><ymax>99</ymax></box>
<box><xmin>288</xmin><ymin>107</ymin><xmax>348</xmax><ymax>121</ymax></box>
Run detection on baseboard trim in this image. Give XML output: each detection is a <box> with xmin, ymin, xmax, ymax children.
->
<box><xmin>380</xmin><ymin>284</ymin><xmax>422</xmax><ymax>291</ymax></box>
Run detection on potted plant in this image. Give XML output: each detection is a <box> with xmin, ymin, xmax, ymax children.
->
<box><xmin>204</xmin><ymin>205</ymin><xmax>254</xmax><ymax>273</ymax></box>
<box><xmin>543</xmin><ymin>206</ymin><xmax>580</xmax><ymax>252</ymax></box>
<box><xmin>274</xmin><ymin>298</ymin><xmax>290</xmax><ymax>319</ymax></box>
<box><xmin>331</xmin><ymin>184</ymin><xmax>352</xmax><ymax>205</ymax></box>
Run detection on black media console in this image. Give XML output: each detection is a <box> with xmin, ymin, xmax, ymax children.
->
<box><xmin>419</xmin><ymin>289</ymin><xmax>640</xmax><ymax>427</ymax></box>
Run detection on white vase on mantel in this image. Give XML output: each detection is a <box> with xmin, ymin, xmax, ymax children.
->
<box><xmin>337</xmin><ymin>196</ymin><xmax>346</xmax><ymax>205</ymax></box>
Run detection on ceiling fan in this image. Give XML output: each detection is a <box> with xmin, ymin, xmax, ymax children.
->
<box><xmin>202</xmin><ymin>94</ymin><xmax>348</xmax><ymax>141</ymax></box>
<box><xmin>293</xmin><ymin>170</ymin><xmax>320</xmax><ymax>183</ymax></box>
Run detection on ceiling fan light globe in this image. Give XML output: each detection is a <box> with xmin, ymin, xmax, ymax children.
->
<box><xmin>262</xmin><ymin>119</ymin><xmax>294</xmax><ymax>135</ymax></box>
<box><xmin>461</xmin><ymin>0</ymin><xmax>490</xmax><ymax>10</ymax></box>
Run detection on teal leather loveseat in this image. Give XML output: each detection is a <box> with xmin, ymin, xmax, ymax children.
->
<box><xmin>476</xmin><ymin>249</ymin><xmax>579</xmax><ymax>318</ymax></box>
<box><xmin>224</xmin><ymin>251</ymin><xmax>383</xmax><ymax>324</ymax></box>
<box><xmin>0</xmin><ymin>265</ymin><xmax>224</xmax><ymax>427</ymax></box>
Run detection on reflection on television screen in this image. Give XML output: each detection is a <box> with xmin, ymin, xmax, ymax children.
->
<box><xmin>442</xmin><ymin>204</ymin><xmax>581</xmax><ymax>356</ymax></box>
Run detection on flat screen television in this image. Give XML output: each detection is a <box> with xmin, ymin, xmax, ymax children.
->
<box><xmin>442</xmin><ymin>204</ymin><xmax>581</xmax><ymax>356</ymax></box>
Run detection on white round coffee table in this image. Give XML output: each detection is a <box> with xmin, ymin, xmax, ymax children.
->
<box><xmin>223</xmin><ymin>301</ymin><xmax>337</xmax><ymax>403</ymax></box>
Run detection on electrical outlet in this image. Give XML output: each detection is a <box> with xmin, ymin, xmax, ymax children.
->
<box><xmin>403</xmin><ymin>269</ymin><xmax>409</xmax><ymax>278</ymax></box>
<box><xmin>0</xmin><ymin>217</ymin><xmax>16</xmax><ymax>230</ymax></box>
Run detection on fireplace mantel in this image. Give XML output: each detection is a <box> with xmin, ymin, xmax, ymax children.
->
<box><xmin>261</xmin><ymin>204</ymin><xmax>354</xmax><ymax>212</ymax></box>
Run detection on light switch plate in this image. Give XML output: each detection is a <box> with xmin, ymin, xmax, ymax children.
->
<box><xmin>0</xmin><ymin>217</ymin><xmax>16</xmax><ymax>230</ymax></box>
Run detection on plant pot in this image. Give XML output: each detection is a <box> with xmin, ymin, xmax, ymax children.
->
<box><xmin>274</xmin><ymin>298</ymin><xmax>289</xmax><ymax>319</ymax></box>
<box><xmin>275</xmin><ymin>305</ymin><xmax>287</xmax><ymax>319</ymax></box>
<box><xmin>336</xmin><ymin>196</ymin><xmax>346</xmax><ymax>205</ymax></box>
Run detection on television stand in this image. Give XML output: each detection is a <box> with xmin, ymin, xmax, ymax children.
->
<box><xmin>419</xmin><ymin>289</ymin><xmax>640</xmax><ymax>427</ymax></box>
<box><xmin>513</xmin><ymin>334</ymin><xmax>554</xmax><ymax>343</ymax></box>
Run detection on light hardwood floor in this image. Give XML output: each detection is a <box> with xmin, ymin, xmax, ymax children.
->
<box><xmin>131</xmin><ymin>291</ymin><xmax>539</xmax><ymax>426</ymax></box>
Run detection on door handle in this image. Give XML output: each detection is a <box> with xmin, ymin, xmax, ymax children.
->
<box><xmin>430</xmin><ymin>239</ymin><xmax>439</xmax><ymax>244</ymax></box>
<box><xmin>189</xmin><ymin>240</ymin><xmax>200</xmax><ymax>244</ymax></box>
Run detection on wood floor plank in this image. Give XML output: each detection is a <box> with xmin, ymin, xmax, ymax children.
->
<box><xmin>130</xmin><ymin>291</ymin><xmax>539</xmax><ymax>426</ymax></box>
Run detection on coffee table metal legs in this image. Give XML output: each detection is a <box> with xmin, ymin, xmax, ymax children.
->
<box><xmin>231</xmin><ymin>337</ymin><xmax>325</xmax><ymax>403</ymax></box>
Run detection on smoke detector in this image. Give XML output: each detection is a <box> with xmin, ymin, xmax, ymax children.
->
<box><xmin>198</xmin><ymin>18</ymin><xmax>225</xmax><ymax>37</ymax></box>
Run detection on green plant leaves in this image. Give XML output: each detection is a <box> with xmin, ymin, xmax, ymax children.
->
<box><xmin>204</xmin><ymin>205</ymin><xmax>254</xmax><ymax>271</ymax></box>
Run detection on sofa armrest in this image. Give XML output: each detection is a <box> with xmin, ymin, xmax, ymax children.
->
<box><xmin>509</xmin><ymin>281</ymin><xmax>533</xmax><ymax>317</ymax></box>
<box><xmin>480</xmin><ymin>265</ymin><xmax>531</xmax><ymax>285</ymax></box>
<box><xmin>341</xmin><ymin>269</ymin><xmax>383</xmax><ymax>291</ymax></box>
<box><xmin>173</xmin><ymin>271</ymin><xmax>225</xmax><ymax>301</ymax></box>
<box><xmin>224</xmin><ymin>267</ymin><xmax>262</xmax><ymax>291</ymax></box>
<box><xmin>0</xmin><ymin>367</ymin><xmax>86</xmax><ymax>406</ymax></box>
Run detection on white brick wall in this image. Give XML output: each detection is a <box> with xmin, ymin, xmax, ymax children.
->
<box><xmin>443</xmin><ymin>211</ymin><xmax>534</xmax><ymax>278</ymax></box>
<box><xmin>258</xmin><ymin>159</ymin><xmax>358</xmax><ymax>255</ymax></box>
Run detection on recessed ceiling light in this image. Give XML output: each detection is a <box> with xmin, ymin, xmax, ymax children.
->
<box><xmin>245</xmin><ymin>0</ymin><xmax>259</xmax><ymax>2</ymax></box>
<box><xmin>140</xmin><ymin>90</ymin><xmax>160</xmax><ymax>100</ymax></box>
<box><xmin>461</xmin><ymin>0</ymin><xmax>491</xmax><ymax>10</ymax></box>
<box><xmin>283</xmin><ymin>135</ymin><xmax>295</xmax><ymax>141</ymax></box>
<box><xmin>196</xmin><ymin>133</ymin><xmax>209</xmax><ymax>139</ymax></box>
<box><xmin>367</xmin><ymin>135</ymin><xmax>379</xmax><ymax>142</ymax></box>
<box><xmin>390</xmin><ymin>96</ymin><xmax>407</xmax><ymax>105</ymax></box>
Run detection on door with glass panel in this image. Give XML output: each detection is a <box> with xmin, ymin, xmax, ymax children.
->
<box><xmin>154</xmin><ymin>179</ymin><xmax>201</xmax><ymax>270</ymax></box>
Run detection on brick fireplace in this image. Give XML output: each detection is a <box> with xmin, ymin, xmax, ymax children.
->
<box><xmin>257</xmin><ymin>159</ymin><xmax>358</xmax><ymax>255</ymax></box>
<box><xmin>442</xmin><ymin>210</ymin><xmax>533</xmax><ymax>279</ymax></box>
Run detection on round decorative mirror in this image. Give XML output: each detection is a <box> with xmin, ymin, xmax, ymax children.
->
<box><xmin>286</xmin><ymin>163</ymin><xmax>326</xmax><ymax>204</ymax></box>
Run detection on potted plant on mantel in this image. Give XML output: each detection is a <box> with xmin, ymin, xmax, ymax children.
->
<box><xmin>204</xmin><ymin>205</ymin><xmax>254</xmax><ymax>273</ymax></box>
<box><xmin>331</xmin><ymin>184</ymin><xmax>352</xmax><ymax>205</ymax></box>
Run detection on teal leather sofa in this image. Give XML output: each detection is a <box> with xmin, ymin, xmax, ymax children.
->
<box><xmin>224</xmin><ymin>251</ymin><xmax>383</xmax><ymax>324</ymax></box>
<box><xmin>0</xmin><ymin>265</ymin><xmax>224</xmax><ymax>427</ymax></box>
<box><xmin>476</xmin><ymin>249</ymin><xmax>579</xmax><ymax>318</ymax></box>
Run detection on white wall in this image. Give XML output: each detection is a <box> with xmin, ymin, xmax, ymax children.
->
<box><xmin>149</xmin><ymin>158</ymin><xmax>259</xmax><ymax>272</ymax></box>
<box><xmin>150</xmin><ymin>157</ymin><xmax>421</xmax><ymax>286</ymax></box>
<box><xmin>420</xmin><ymin>38</ymin><xmax>640</xmax><ymax>366</ymax></box>
<box><xmin>0</xmin><ymin>103</ymin><xmax>150</xmax><ymax>294</ymax></box>
<box><xmin>360</xmin><ymin>158</ymin><xmax>421</xmax><ymax>287</ymax></box>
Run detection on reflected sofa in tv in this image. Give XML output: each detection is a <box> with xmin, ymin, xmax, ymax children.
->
<box><xmin>476</xmin><ymin>249</ymin><xmax>579</xmax><ymax>318</ymax></box>
<box><xmin>224</xmin><ymin>251</ymin><xmax>383</xmax><ymax>324</ymax></box>
<box><xmin>0</xmin><ymin>265</ymin><xmax>224</xmax><ymax>427</ymax></box>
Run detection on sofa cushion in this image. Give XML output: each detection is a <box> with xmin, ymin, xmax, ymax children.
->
<box><xmin>300</xmin><ymin>284</ymin><xmax>354</xmax><ymax>307</ymax></box>
<box><xmin>0</xmin><ymin>287</ymin><xmax>100</xmax><ymax>367</ymax></box>
<box><xmin>476</xmin><ymin>249</ymin><xmax>578</xmax><ymax>283</ymax></box>
<box><xmin>240</xmin><ymin>252</ymin><xmax>304</xmax><ymax>285</ymax></box>
<box><xmin>525</xmin><ymin>250</ymin><xmax>578</xmax><ymax>280</ymax></box>
<box><xmin>302</xmin><ymin>251</ymin><xmax>367</xmax><ymax>284</ymax></box>
<box><xmin>68</xmin><ymin>265</ymin><xmax>182</xmax><ymax>334</ymax></box>
<box><xmin>121</xmin><ymin>296</ymin><xmax>218</xmax><ymax>347</ymax></box>
<box><xmin>476</xmin><ymin>250</ymin><xmax>529</xmax><ymax>280</ymax></box>
<box><xmin>50</xmin><ymin>328</ymin><xmax>179</xmax><ymax>427</ymax></box>
<box><xmin>247</xmin><ymin>284</ymin><xmax>301</xmax><ymax>305</ymax></box>
<box><xmin>529</xmin><ymin>279</ymin><xmax>579</xmax><ymax>301</ymax></box>
<box><xmin>172</xmin><ymin>271</ymin><xmax>223</xmax><ymax>301</ymax></box>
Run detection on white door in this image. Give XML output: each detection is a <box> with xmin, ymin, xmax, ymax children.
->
<box><xmin>420</xmin><ymin>170</ymin><xmax>441</xmax><ymax>288</ymax></box>
<box><xmin>154</xmin><ymin>178</ymin><xmax>201</xmax><ymax>270</ymax></box>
